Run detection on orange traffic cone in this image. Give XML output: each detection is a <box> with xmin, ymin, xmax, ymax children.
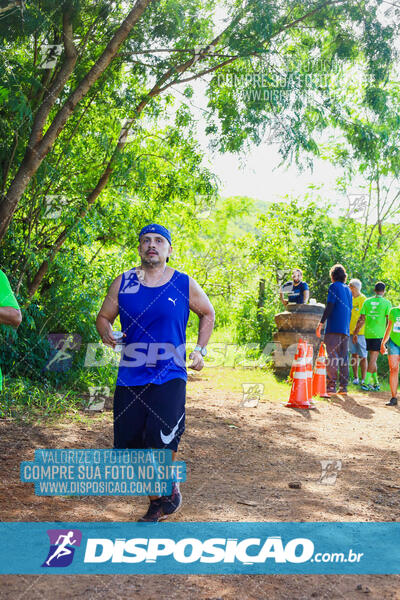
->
<box><xmin>306</xmin><ymin>342</ymin><xmax>314</xmax><ymax>401</ymax></box>
<box><xmin>312</xmin><ymin>342</ymin><xmax>328</xmax><ymax>398</ymax></box>
<box><xmin>286</xmin><ymin>340</ymin><xmax>314</xmax><ymax>409</ymax></box>
<box><xmin>289</xmin><ymin>337</ymin><xmax>304</xmax><ymax>381</ymax></box>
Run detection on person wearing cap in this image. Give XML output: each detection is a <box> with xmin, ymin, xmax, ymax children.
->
<box><xmin>96</xmin><ymin>223</ymin><xmax>215</xmax><ymax>522</ymax></box>
<box><xmin>348</xmin><ymin>278</ymin><xmax>367</xmax><ymax>386</ymax></box>
<box><xmin>280</xmin><ymin>268</ymin><xmax>309</xmax><ymax>306</ymax></box>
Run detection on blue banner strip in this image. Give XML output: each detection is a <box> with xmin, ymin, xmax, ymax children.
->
<box><xmin>1</xmin><ymin>522</ymin><xmax>399</xmax><ymax>574</ymax></box>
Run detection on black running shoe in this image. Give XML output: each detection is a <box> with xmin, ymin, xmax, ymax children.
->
<box><xmin>137</xmin><ymin>483</ymin><xmax>182</xmax><ymax>522</ymax></box>
<box><xmin>137</xmin><ymin>497</ymin><xmax>165</xmax><ymax>522</ymax></box>
<box><xmin>161</xmin><ymin>482</ymin><xmax>182</xmax><ymax>517</ymax></box>
<box><xmin>386</xmin><ymin>397</ymin><xmax>398</xmax><ymax>406</ymax></box>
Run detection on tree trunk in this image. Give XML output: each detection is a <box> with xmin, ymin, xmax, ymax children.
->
<box><xmin>0</xmin><ymin>0</ymin><xmax>153</xmax><ymax>242</ymax></box>
<box><xmin>23</xmin><ymin>0</ymin><xmax>342</xmax><ymax>295</ymax></box>
<box><xmin>27</xmin><ymin>163</ymin><xmax>117</xmax><ymax>297</ymax></box>
<box><xmin>257</xmin><ymin>278</ymin><xmax>266</xmax><ymax>312</ymax></box>
<box><xmin>257</xmin><ymin>278</ymin><xmax>268</xmax><ymax>348</ymax></box>
<box><xmin>25</xmin><ymin>26</ymin><xmax>234</xmax><ymax>297</ymax></box>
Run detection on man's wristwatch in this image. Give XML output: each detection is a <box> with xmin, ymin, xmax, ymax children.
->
<box><xmin>193</xmin><ymin>344</ymin><xmax>207</xmax><ymax>356</ymax></box>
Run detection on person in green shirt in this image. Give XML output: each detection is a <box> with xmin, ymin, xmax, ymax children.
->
<box><xmin>380</xmin><ymin>305</ymin><xmax>400</xmax><ymax>406</ymax></box>
<box><xmin>353</xmin><ymin>282</ymin><xmax>391</xmax><ymax>392</ymax></box>
<box><xmin>0</xmin><ymin>269</ymin><xmax>22</xmax><ymax>390</ymax></box>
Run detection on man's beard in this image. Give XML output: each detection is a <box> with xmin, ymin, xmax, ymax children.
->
<box><xmin>142</xmin><ymin>254</ymin><xmax>162</xmax><ymax>267</ymax></box>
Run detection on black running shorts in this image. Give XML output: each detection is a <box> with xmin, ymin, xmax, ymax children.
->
<box><xmin>366</xmin><ymin>338</ymin><xmax>382</xmax><ymax>352</ymax></box>
<box><xmin>113</xmin><ymin>378</ymin><xmax>186</xmax><ymax>451</ymax></box>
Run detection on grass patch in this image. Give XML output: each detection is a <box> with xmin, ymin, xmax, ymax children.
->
<box><xmin>188</xmin><ymin>366</ymin><xmax>291</xmax><ymax>403</ymax></box>
<box><xmin>0</xmin><ymin>377</ymin><xmax>112</xmax><ymax>424</ymax></box>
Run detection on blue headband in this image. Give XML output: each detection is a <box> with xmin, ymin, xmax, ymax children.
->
<box><xmin>138</xmin><ymin>224</ymin><xmax>172</xmax><ymax>245</ymax></box>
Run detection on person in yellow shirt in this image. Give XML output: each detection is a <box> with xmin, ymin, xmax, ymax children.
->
<box><xmin>348</xmin><ymin>279</ymin><xmax>367</xmax><ymax>385</ymax></box>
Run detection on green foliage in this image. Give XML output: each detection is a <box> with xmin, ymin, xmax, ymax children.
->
<box><xmin>2</xmin><ymin>192</ymin><xmax>400</xmax><ymax>415</ymax></box>
<box><xmin>0</xmin><ymin>302</ymin><xmax>53</xmax><ymax>383</ymax></box>
<box><xmin>0</xmin><ymin>376</ymin><xmax>84</xmax><ymax>421</ymax></box>
<box><xmin>253</xmin><ymin>199</ymin><xmax>398</xmax><ymax>305</ymax></box>
<box><xmin>0</xmin><ymin>1</ymin><xmax>400</xmax><ymax>414</ymax></box>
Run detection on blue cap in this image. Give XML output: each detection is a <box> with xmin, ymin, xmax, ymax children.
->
<box><xmin>138</xmin><ymin>224</ymin><xmax>172</xmax><ymax>245</ymax></box>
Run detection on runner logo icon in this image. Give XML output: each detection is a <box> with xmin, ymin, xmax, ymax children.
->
<box><xmin>120</xmin><ymin>271</ymin><xmax>141</xmax><ymax>294</ymax></box>
<box><xmin>42</xmin><ymin>529</ymin><xmax>82</xmax><ymax>567</ymax></box>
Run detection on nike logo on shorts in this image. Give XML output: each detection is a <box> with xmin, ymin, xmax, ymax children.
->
<box><xmin>160</xmin><ymin>413</ymin><xmax>185</xmax><ymax>445</ymax></box>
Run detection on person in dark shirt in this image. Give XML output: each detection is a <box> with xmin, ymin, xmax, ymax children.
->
<box><xmin>280</xmin><ymin>268</ymin><xmax>310</xmax><ymax>306</ymax></box>
<box><xmin>316</xmin><ymin>264</ymin><xmax>352</xmax><ymax>396</ymax></box>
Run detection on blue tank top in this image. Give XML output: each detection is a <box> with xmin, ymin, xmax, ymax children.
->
<box><xmin>116</xmin><ymin>268</ymin><xmax>190</xmax><ymax>386</ymax></box>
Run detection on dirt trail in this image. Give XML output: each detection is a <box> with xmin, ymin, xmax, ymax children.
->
<box><xmin>1</xmin><ymin>375</ymin><xmax>399</xmax><ymax>599</ymax></box>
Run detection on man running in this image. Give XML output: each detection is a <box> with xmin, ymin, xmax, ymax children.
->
<box><xmin>348</xmin><ymin>278</ymin><xmax>367</xmax><ymax>386</ymax></box>
<box><xmin>280</xmin><ymin>268</ymin><xmax>309</xmax><ymax>306</ymax></box>
<box><xmin>380</xmin><ymin>304</ymin><xmax>400</xmax><ymax>406</ymax></box>
<box><xmin>353</xmin><ymin>282</ymin><xmax>391</xmax><ymax>392</ymax></box>
<box><xmin>96</xmin><ymin>224</ymin><xmax>215</xmax><ymax>522</ymax></box>
<box><xmin>0</xmin><ymin>269</ymin><xmax>22</xmax><ymax>391</ymax></box>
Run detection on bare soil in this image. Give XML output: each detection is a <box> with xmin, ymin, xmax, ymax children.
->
<box><xmin>1</xmin><ymin>374</ymin><xmax>399</xmax><ymax>599</ymax></box>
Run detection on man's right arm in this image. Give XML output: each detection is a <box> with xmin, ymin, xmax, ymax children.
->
<box><xmin>0</xmin><ymin>306</ymin><xmax>22</xmax><ymax>328</ymax></box>
<box><xmin>0</xmin><ymin>271</ymin><xmax>22</xmax><ymax>328</ymax></box>
<box><xmin>316</xmin><ymin>302</ymin><xmax>334</xmax><ymax>337</ymax></box>
<box><xmin>316</xmin><ymin>285</ymin><xmax>334</xmax><ymax>337</ymax></box>
<box><xmin>96</xmin><ymin>275</ymin><xmax>122</xmax><ymax>348</ymax></box>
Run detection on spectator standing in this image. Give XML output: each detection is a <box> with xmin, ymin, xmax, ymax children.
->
<box><xmin>348</xmin><ymin>278</ymin><xmax>367</xmax><ymax>386</ymax></box>
<box><xmin>316</xmin><ymin>264</ymin><xmax>352</xmax><ymax>396</ymax></box>
<box><xmin>280</xmin><ymin>268</ymin><xmax>310</xmax><ymax>306</ymax></box>
<box><xmin>353</xmin><ymin>282</ymin><xmax>391</xmax><ymax>392</ymax></box>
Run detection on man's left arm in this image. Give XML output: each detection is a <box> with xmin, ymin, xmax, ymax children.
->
<box><xmin>302</xmin><ymin>283</ymin><xmax>310</xmax><ymax>304</ymax></box>
<box><xmin>188</xmin><ymin>276</ymin><xmax>215</xmax><ymax>371</ymax></box>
